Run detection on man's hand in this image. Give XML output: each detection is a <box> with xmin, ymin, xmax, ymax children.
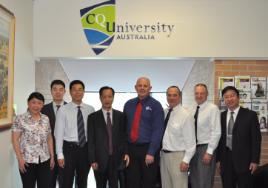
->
<box><xmin>50</xmin><ymin>157</ymin><xmax>55</xmax><ymax>170</ymax></box>
<box><xmin>202</xmin><ymin>152</ymin><xmax>212</xmax><ymax>165</ymax></box>
<box><xmin>124</xmin><ymin>154</ymin><xmax>130</xmax><ymax>167</ymax></box>
<box><xmin>249</xmin><ymin>162</ymin><xmax>258</xmax><ymax>174</ymax></box>
<box><xmin>216</xmin><ymin>162</ymin><xmax>221</xmax><ymax>174</ymax></box>
<box><xmin>58</xmin><ymin>159</ymin><xmax>65</xmax><ymax>168</ymax></box>
<box><xmin>91</xmin><ymin>162</ymin><xmax>98</xmax><ymax>170</ymax></box>
<box><xmin>180</xmin><ymin>162</ymin><xmax>189</xmax><ymax>172</ymax></box>
<box><xmin>145</xmin><ymin>154</ymin><xmax>154</xmax><ymax>166</ymax></box>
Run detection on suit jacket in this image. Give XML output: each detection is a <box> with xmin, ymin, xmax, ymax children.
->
<box><xmin>217</xmin><ymin>107</ymin><xmax>261</xmax><ymax>173</ymax></box>
<box><xmin>87</xmin><ymin>109</ymin><xmax>127</xmax><ymax>172</ymax></box>
<box><xmin>41</xmin><ymin>102</ymin><xmax>67</xmax><ymax>152</ymax></box>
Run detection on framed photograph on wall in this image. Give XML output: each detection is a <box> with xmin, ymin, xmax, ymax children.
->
<box><xmin>251</xmin><ymin>77</ymin><xmax>266</xmax><ymax>99</ymax></box>
<box><xmin>0</xmin><ymin>4</ymin><xmax>15</xmax><ymax>130</ymax></box>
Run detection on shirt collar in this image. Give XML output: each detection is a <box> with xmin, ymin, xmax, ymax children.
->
<box><xmin>172</xmin><ymin>103</ymin><xmax>181</xmax><ymax>111</ymax></box>
<box><xmin>228</xmin><ymin>106</ymin><xmax>240</xmax><ymax>115</ymax></box>
<box><xmin>135</xmin><ymin>95</ymin><xmax>151</xmax><ymax>104</ymax></box>
<box><xmin>102</xmin><ymin>108</ymin><xmax>112</xmax><ymax>114</ymax></box>
<box><xmin>197</xmin><ymin>100</ymin><xmax>208</xmax><ymax>109</ymax></box>
<box><xmin>52</xmin><ymin>101</ymin><xmax>64</xmax><ymax>107</ymax></box>
<box><xmin>71</xmin><ymin>101</ymin><xmax>85</xmax><ymax>108</ymax></box>
<box><xmin>26</xmin><ymin>111</ymin><xmax>43</xmax><ymax>120</ymax></box>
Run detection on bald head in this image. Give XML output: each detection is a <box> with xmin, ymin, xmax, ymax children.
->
<box><xmin>136</xmin><ymin>77</ymin><xmax>151</xmax><ymax>86</ymax></box>
<box><xmin>135</xmin><ymin>77</ymin><xmax>152</xmax><ymax>99</ymax></box>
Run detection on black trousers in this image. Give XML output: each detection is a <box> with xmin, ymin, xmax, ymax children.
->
<box><xmin>49</xmin><ymin>154</ymin><xmax>63</xmax><ymax>188</ymax></box>
<box><xmin>61</xmin><ymin>141</ymin><xmax>89</xmax><ymax>188</ymax></box>
<box><xmin>221</xmin><ymin>148</ymin><xmax>253</xmax><ymax>188</ymax></box>
<box><xmin>94</xmin><ymin>155</ymin><xmax>118</xmax><ymax>188</ymax></box>
<box><xmin>126</xmin><ymin>143</ymin><xmax>158</xmax><ymax>188</ymax></box>
<box><xmin>20</xmin><ymin>159</ymin><xmax>51</xmax><ymax>188</ymax></box>
<box><xmin>118</xmin><ymin>169</ymin><xmax>126</xmax><ymax>188</ymax></box>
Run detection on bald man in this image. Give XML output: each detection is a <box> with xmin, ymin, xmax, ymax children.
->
<box><xmin>123</xmin><ymin>77</ymin><xmax>165</xmax><ymax>188</ymax></box>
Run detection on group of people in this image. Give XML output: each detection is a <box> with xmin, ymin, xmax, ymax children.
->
<box><xmin>11</xmin><ymin>76</ymin><xmax>261</xmax><ymax>188</ymax></box>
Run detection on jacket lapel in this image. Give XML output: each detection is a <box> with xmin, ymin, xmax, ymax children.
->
<box><xmin>49</xmin><ymin>102</ymin><xmax>56</xmax><ymax>123</ymax></box>
<box><xmin>233</xmin><ymin>107</ymin><xmax>244</xmax><ymax>133</ymax></box>
<box><xmin>222</xmin><ymin>110</ymin><xmax>227</xmax><ymax>133</ymax></box>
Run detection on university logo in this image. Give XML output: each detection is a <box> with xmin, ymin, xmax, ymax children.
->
<box><xmin>80</xmin><ymin>0</ymin><xmax>115</xmax><ymax>55</ymax></box>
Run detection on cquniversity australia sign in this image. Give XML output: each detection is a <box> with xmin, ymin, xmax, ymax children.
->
<box><xmin>80</xmin><ymin>0</ymin><xmax>175</xmax><ymax>55</ymax></box>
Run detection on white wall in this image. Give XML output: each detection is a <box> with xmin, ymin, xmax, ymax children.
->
<box><xmin>0</xmin><ymin>0</ymin><xmax>34</xmax><ymax>187</ymax></box>
<box><xmin>59</xmin><ymin>59</ymin><xmax>195</xmax><ymax>92</ymax></box>
<box><xmin>34</xmin><ymin>0</ymin><xmax>268</xmax><ymax>58</ymax></box>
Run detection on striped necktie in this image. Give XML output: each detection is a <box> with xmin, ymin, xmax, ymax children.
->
<box><xmin>77</xmin><ymin>106</ymin><xmax>86</xmax><ymax>147</ymax></box>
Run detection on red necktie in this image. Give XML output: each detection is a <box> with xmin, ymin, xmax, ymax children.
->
<box><xmin>130</xmin><ymin>102</ymin><xmax>142</xmax><ymax>142</ymax></box>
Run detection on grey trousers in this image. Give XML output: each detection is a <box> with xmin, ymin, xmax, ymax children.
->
<box><xmin>160</xmin><ymin>151</ymin><xmax>188</xmax><ymax>188</ymax></box>
<box><xmin>189</xmin><ymin>145</ymin><xmax>216</xmax><ymax>188</ymax></box>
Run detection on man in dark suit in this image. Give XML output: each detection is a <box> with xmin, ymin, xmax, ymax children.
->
<box><xmin>217</xmin><ymin>86</ymin><xmax>261</xmax><ymax>188</ymax></box>
<box><xmin>88</xmin><ymin>86</ymin><xmax>129</xmax><ymax>188</ymax></box>
<box><xmin>41</xmin><ymin>79</ymin><xmax>67</xmax><ymax>188</ymax></box>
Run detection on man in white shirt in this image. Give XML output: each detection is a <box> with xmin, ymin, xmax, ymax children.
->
<box><xmin>161</xmin><ymin>86</ymin><xmax>196</xmax><ymax>188</ymax></box>
<box><xmin>55</xmin><ymin>80</ymin><xmax>95</xmax><ymax>188</ymax></box>
<box><xmin>189</xmin><ymin>83</ymin><xmax>221</xmax><ymax>188</ymax></box>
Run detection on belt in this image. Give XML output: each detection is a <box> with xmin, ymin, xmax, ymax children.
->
<box><xmin>128</xmin><ymin>142</ymin><xmax>149</xmax><ymax>147</ymax></box>
<box><xmin>63</xmin><ymin>140</ymin><xmax>86</xmax><ymax>148</ymax></box>
<box><xmin>162</xmin><ymin>149</ymin><xmax>174</xmax><ymax>153</ymax></box>
<box><xmin>196</xmin><ymin>144</ymin><xmax>208</xmax><ymax>147</ymax></box>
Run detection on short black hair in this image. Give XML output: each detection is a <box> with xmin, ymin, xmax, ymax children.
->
<box><xmin>69</xmin><ymin>80</ymin><xmax>85</xmax><ymax>91</ymax></box>
<box><xmin>50</xmin><ymin>79</ymin><xmax>65</xmax><ymax>90</ymax></box>
<box><xmin>99</xmin><ymin>86</ymin><xmax>115</xmax><ymax>97</ymax></box>
<box><xmin>222</xmin><ymin>86</ymin><xmax>239</xmax><ymax>97</ymax></box>
<box><xmin>195</xmin><ymin>83</ymin><xmax>208</xmax><ymax>93</ymax></box>
<box><xmin>27</xmin><ymin>92</ymin><xmax>45</xmax><ymax>103</ymax></box>
<box><xmin>166</xmin><ymin>85</ymin><xmax>181</xmax><ymax>95</ymax></box>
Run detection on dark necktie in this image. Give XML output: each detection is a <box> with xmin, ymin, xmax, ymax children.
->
<box><xmin>130</xmin><ymin>101</ymin><xmax>142</xmax><ymax>142</ymax></box>
<box><xmin>227</xmin><ymin>111</ymin><xmax>234</xmax><ymax>150</ymax></box>
<box><xmin>164</xmin><ymin>108</ymin><xmax>173</xmax><ymax>127</ymax></box>
<box><xmin>77</xmin><ymin>106</ymin><xmax>86</xmax><ymax>147</ymax></box>
<box><xmin>194</xmin><ymin>106</ymin><xmax>200</xmax><ymax>143</ymax></box>
<box><xmin>106</xmin><ymin>112</ymin><xmax>113</xmax><ymax>155</ymax></box>
<box><xmin>56</xmin><ymin>105</ymin><xmax>61</xmax><ymax>113</ymax></box>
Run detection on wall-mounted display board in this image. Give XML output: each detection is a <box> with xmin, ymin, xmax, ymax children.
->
<box><xmin>218</xmin><ymin>76</ymin><xmax>268</xmax><ymax>132</ymax></box>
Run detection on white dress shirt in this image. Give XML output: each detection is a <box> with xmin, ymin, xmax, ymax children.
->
<box><xmin>193</xmin><ymin>101</ymin><xmax>221</xmax><ymax>155</ymax></box>
<box><xmin>162</xmin><ymin>104</ymin><xmax>196</xmax><ymax>163</ymax></box>
<box><xmin>55</xmin><ymin>102</ymin><xmax>95</xmax><ymax>159</ymax></box>
<box><xmin>226</xmin><ymin>106</ymin><xmax>240</xmax><ymax>133</ymax></box>
<box><xmin>52</xmin><ymin>101</ymin><xmax>65</xmax><ymax>115</ymax></box>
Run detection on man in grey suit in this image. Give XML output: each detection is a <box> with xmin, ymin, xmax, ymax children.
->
<box><xmin>88</xmin><ymin>86</ymin><xmax>129</xmax><ymax>188</ymax></box>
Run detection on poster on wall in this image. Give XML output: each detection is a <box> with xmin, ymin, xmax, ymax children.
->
<box><xmin>218</xmin><ymin>77</ymin><xmax>235</xmax><ymax>98</ymax></box>
<box><xmin>235</xmin><ymin>76</ymin><xmax>251</xmax><ymax>91</ymax></box>
<box><xmin>267</xmin><ymin>77</ymin><xmax>268</xmax><ymax>99</ymax></box>
<box><xmin>239</xmin><ymin>91</ymin><xmax>251</xmax><ymax>102</ymax></box>
<box><xmin>0</xmin><ymin>5</ymin><xmax>15</xmax><ymax>130</ymax></box>
<box><xmin>252</xmin><ymin>99</ymin><xmax>267</xmax><ymax>132</ymax></box>
<box><xmin>219</xmin><ymin>77</ymin><xmax>235</xmax><ymax>90</ymax></box>
<box><xmin>239</xmin><ymin>101</ymin><xmax>252</xmax><ymax>110</ymax></box>
<box><xmin>251</xmin><ymin>77</ymin><xmax>266</xmax><ymax>99</ymax></box>
<box><xmin>235</xmin><ymin>76</ymin><xmax>251</xmax><ymax>102</ymax></box>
